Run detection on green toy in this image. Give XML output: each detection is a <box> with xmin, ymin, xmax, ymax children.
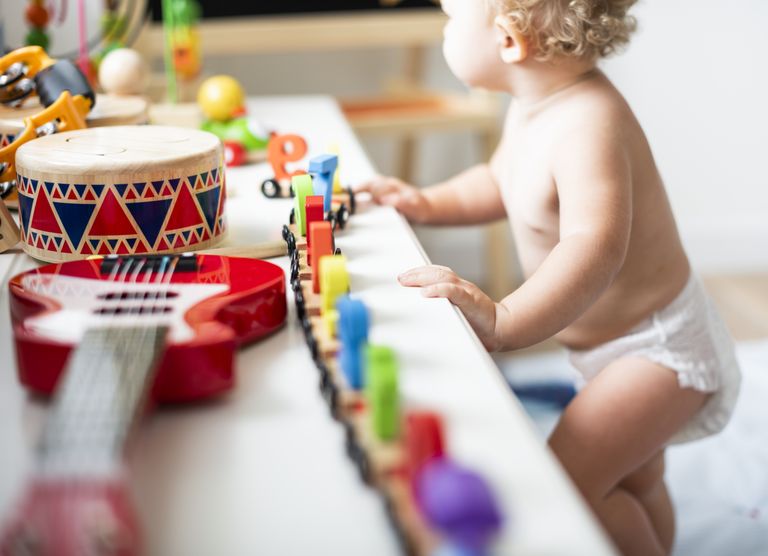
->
<box><xmin>366</xmin><ymin>345</ymin><xmax>399</xmax><ymax>441</ymax></box>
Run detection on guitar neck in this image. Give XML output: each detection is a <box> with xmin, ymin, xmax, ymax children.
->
<box><xmin>37</xmin><ymin>326</ymin><xmax>168</xmax><ymax>477</ymax></box>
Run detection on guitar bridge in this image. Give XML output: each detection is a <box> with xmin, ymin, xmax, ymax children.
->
<box><xmin>100</xmin><ymin>253</ymin><xmax>198</xmax><ymax>274</ymax></box>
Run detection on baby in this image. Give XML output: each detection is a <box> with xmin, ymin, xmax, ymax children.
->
<box><xmin>357</xmin><ymin>1</ymin><xmax>741</xmax><ymax>554</ymax></box>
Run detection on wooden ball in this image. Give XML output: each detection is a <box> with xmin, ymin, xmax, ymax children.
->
<box><xmin>98</xmin><ymin>48</ymin><xmax>148</xmax><ymax>95</ymax></box>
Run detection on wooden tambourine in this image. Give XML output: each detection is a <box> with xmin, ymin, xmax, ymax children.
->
<box><xmin>14</xmin><ymin>125</ymin><xmax>226</xmax><ymax>263</ymax></box>
<box><xmin>0</xmin><ymin>94</ymin><xmax>149</xmax><ymax>208</ymax></box>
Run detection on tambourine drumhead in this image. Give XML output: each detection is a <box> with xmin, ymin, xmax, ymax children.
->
<box><xmin>15</xmin><ymin>125</ymin><xmax>226</xmax><ymax>263</ymax></box>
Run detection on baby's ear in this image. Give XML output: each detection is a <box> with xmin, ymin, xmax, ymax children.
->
<box><xmin>494</xmin><ymin>14</ymin><xmax>529</xmax><ymax>63</ymax></box>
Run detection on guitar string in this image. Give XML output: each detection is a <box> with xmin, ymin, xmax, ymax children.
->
<box><xmin>40</xmin><ymin>257</ymin><xmax>125</xmax><ymax>474</ymax></box>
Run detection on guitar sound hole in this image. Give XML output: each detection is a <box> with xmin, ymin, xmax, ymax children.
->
<box><xmin>98</xmin><ymin>291</ymin><xmax>179</xmax><ymax>301</ymax></box>
<box><xmin>94</xmin><ymin>306</ymin><xmax>173</xmax><ymax>315</ymax></box>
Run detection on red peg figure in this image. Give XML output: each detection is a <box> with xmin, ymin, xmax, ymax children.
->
<box><xmin>405</xmin><ymin>412</ymin><xmax>446</xmax><ymax>481</ymax></box>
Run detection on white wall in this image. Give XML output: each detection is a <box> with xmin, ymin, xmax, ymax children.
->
<box><xmin>3</xmin><ymin>0</ymin><xmax>766</xmax><ymax>278</ymax></box>
<box><xmin>602</xmin><ymin>0</ymin><xmax>768</xmax><ymax>273</ymax></box>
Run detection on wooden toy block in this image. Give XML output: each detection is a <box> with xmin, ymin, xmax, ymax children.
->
<box><xmin>0</xmin><ymin>200</ymin><xmax>20</xmax><ymax>253</ymax></box>
<box><xmin>366</xmin><ymin>345</ymin><xmax>399</xmax><ymax>441</ymax></box>
<box><xmin>308</xmin><ymin>154</ymin><xmax>338</xmax><ymax>212</ymax></box>
<box><xmin>292</xmin><ymin>174</ymin><xmax>314</xmax><ymax>237</ymax></box>
<box><xmin>349</xmin><ymin>409</ymin><xmax>406</xmax><ymax>485</ymax></box>
<box><xmin>383</xmin><ymin>478</ymin><xmax>441</xmax><ymax>556</ymax></box>
<box><xmin>319</xmin><ymin>254</ymin><xmax>349</xmax><ymax>314</ymax></box>
<box><xmin>325</xmin><ymin>358</ymin><xmax>367</xmax><ymax>413</ymax></box>
<box><xmin>298</xmin><ymin>251</ymin><xmax>312</xmax><ymax>280</ymax></box>
<box><xmin>288</xmin><ymin>223</ymin><xmax>308</xmax><ymax>252</ymax></box>
<box><xmin>305</xmin><ymin>195</ymin><xmax>325</xmax><ymax>248</ymax></box>
<box><xmin>405</xmin><ymin>412</ymin><xmax>445</xmax><ymax>480</ymax></box>
<box><xmin>310</xmin><ymin>222</ymin><xmax>334</xmax><ymax>294</ymax></box>
<box><xmin>299</xmin><ymin>280</ymin><xmax>322</xmax><ymax>317</ymax></box>
<box><xmin>267</xmin><ymin>133</ymin><xmax>308</xmax><ymax>183</ymax></box>
<box><xmin>311</xmin><ymin>315</ymin><xmax>340</xmax><ymax>359</ymax></box>
<box><xmin>337</xmin><ymin>295</ymin><xmax>370</xmax><ymax>390</ymax></box>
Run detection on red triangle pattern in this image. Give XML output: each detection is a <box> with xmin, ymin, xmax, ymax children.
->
<box><xmin>30</xmin><ymin>188</ymin><xmax>63</xmax><ymax>234</ymax></box>
<box><xmin>173</xmin><ymin>234</ymin><xmax>185</xmax><ymax>248</ymax></box>
<box><xmin>81</xmin><ymin>243</ymin><xmax>92</xmax><ymax>255</ymax></box>
<box><xmin>135</xmin><ymin>240</ymin><xmax>148</xmax><ymax>254</ymax></box>
<box><xmin>66</xmin><ymin>188</ymin><xmax>78</xmax><ymax>200</ymax></box>
<box><xmin>98</xmin><ymin>242</ymin><xmax>111</xmax><ymax>255</ymax></box>
<box><xmin>125</xmin><ymin>188</ymin><xmax>137</xmax><ymax>200</ymax></box>
<box><xmin>88</xmin><ymin>190</ymin><xmax>138</xmax><ymax>236</ymax></box>
<box><xmin>61</xmin><ymin>242</ymin><xmax>72</xmax><ymax>254</ymax></box>
<box><xmin>156</xmin><ymin>237</ymin><xmax>170</xmax><ymax>251</ymax></box>
<box><xmin>165</xmin><ymin>183</ymin><xmax>203</xmax><ymax>231</ymax></box>
<box><xmin>143</xmin><ymin>184</ymin><xmax>155</xmax><ymax>198</ymax></box>
<box><xmin>84</xmin><ymin>189</ymin><xmax>96</xmax><ymax>201</ymax></box>
<box><xmin>117</xmin><ymin>241</ymin><xmax>130</xmax><ymax>255</ymax></box>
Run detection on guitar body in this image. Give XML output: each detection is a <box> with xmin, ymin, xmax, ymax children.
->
<box><xmin>2</xmin><ymin>255</ymin><xmax>286</xmax><ymax>555</ymax></box>
<box><xmin>9</xmin><ymin>254</ymin><xmax>287</xmax><ymax>402</ymax></box>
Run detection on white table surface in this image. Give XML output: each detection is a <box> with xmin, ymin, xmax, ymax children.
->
<box><xmin>0</xmin><ymin>96</ymin><xmax>616</xmax><ymax>556</ymax></box>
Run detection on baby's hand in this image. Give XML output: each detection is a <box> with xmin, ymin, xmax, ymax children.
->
<box><xmin>355</xmin><ymin>176</ymin><xmax>431</xmax><ymax>223</ymax></box>
<box><xmin>398</xmin><ymin>265</ymin><xmax>501</xmax><ymax>351</ymax></box>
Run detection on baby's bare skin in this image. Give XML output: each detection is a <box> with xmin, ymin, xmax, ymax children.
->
<box><xmin>492</xmin><ymin>70</ymin><xmax>690</xmax><ymax>349</ymax></box>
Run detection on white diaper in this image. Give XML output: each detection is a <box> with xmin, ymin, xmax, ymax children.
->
<box><xmin>568</xmin><ymin>273</ymin><xmax>741</xmax><ymax>444</ymax></box>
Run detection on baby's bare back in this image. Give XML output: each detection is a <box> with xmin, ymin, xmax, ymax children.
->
<box><xmin>492</xmin><ymin>74</ymin><xmax>690</xmax><ymax>349</ymax></box>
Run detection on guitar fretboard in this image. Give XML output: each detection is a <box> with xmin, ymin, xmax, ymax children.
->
<box><xmin>37</xmin><ymin>326</ymin><xmax>167</xmax><ymax>477</ymax></box>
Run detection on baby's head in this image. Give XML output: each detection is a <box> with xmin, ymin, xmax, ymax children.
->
<box><xmin>488</xmin><ymin>0</ymin><xmax>638</xmax><ymax>61</ymax></box>
<box><xmin>441</xmin><ymin>0</ymin><xmax>637</xmax><ymax>88</ymax></box>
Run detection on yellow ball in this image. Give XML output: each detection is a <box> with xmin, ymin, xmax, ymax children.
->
<box><xmin>197</xmin><ymin>75</ymin><xmax>245</xmax><ymax>121</ymax></box>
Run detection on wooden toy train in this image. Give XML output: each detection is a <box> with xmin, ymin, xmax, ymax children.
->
<box><xmin>282</xmin><ymin>156</ymin><xmax>504</xmax><ymax>556</ymax></box>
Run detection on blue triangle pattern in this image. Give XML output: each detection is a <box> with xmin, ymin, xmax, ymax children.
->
<box><xmin>181</xmin><ymin>230</ymin><xmax>191</xmax><ymax>242</ymax></box>
<box><xmin>211</xmin><ymin>168</ymin><xmax>218</xmax><ymax>183</ymax></box>
<box><xmin>53</xmin><ymin>236</ymin><xmax>62</xmax><ymax>248</ymax></box>
<box><xmin>29</xmin><ymin>179</ymin><xmax>39</xmax><ymax>193</ymax></box>
<box><xmin>200</xmin><ymin>172</ymin><xmax>209</xmax><ymax>185</ymax></box>
<box><xmin>133</xmin><ymin>182</ymin><xmax>147</xmax><ymax>196</ymax></box>
<box><xmin>53</xmin><ymin>202</ymin><xmax>95</xmax><ymax>251</ymax></box>
<box><xmin>74</xmin><ymin>184</ymin><xmax>87</xmax><ymax>198</ymax></box>
<box><xmin>40</xmin><ymin>234</ymin><xmax>49</xmax><ymax>247</ymax></box>
<box><xmin>126</xmin><ymin>199</ymin><xmax>173</xmax><ymax>249</ymax></box>
<box><xmin>107</xmin><ymin>239</ymin><xmax>119</xmax><ymax>250</ymax></box>
<box><xmin>91</xmin><ymin>184</ymin><xmax>105</xmax><ymax>198</ymax></box>
<box><xmin>89</xmin><ymin>239</ymin><xmax>100</xmax><ymax>250</ymax></box>
<box><xmin>152</xmin><ymin>180</ymin><xmax>164</xmax><ymax>193</ymax></box>
<box><xmin>196</xmin><ymin>186</ymin><xmax>221</xmax><ymax>233</ymax></box>
<box><xmin>57</xmin><ymin>183</ymin><xmax>70</xmax><ymax>196</ymax></box>
<box><xmin>44</xmin><ymin>182</ymin><xmax>55</xmax><ymax>195</ymax></box>
<box><xmin>114</xmin><ymin>184</ymin><xmax>129</xmax><ymax>197</ymax></box>
<box><xmin>169</xmin><ymin>178</ymin><xmax>180</xmax><ymax>190</ymax></box>
<box><xmin>167</xmin><ymin>233</ymin><xmax>176</xmax><ymax>244</ymax></box>
<box><xmin>125</xmin><ymin>237</ymin><xmax>137</xmax><ymax>249</ymax></box>
<box><xmin>18</xmin><ymin>194</ymin><xmax>34</xmax><ymax>234</ymax></box>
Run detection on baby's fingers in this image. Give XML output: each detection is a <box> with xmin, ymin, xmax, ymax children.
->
<box><xmin>398</xmin><ymin>265</ymin><xmax>457</xmax><ymax>287</ymax></box>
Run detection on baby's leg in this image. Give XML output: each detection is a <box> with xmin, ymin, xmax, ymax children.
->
<box><xmin>548</xmin><ymin>356</ymin><xmax>710</xmax><ymax>556</ymax></box>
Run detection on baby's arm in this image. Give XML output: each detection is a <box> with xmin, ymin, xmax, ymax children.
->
<box><xmin>400</xmin><ymin>122</ymin><xmax>632</xmax><ymax>351</ymax></box>
<box><xmin>356</xmin><ymin>164</ymin><xmax>506</xmax><ymax>225</ymax></box>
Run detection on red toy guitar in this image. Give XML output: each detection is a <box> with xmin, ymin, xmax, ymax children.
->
<box><xmin>2</xmin><ymin>253</ymin><xmax>286</xmax><ymax>556</ymax></box>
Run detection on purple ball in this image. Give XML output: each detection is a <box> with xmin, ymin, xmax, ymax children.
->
<box><xmin>415</xmin><ymin>459</ymin><xmax>504</xmax><ymax>552</ymax></box>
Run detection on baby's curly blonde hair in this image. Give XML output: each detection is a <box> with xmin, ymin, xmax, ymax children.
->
<box><xmin>486</xmin><ymin>0</ymin><xmax>638</xmax><ymax>61</ymax></box>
